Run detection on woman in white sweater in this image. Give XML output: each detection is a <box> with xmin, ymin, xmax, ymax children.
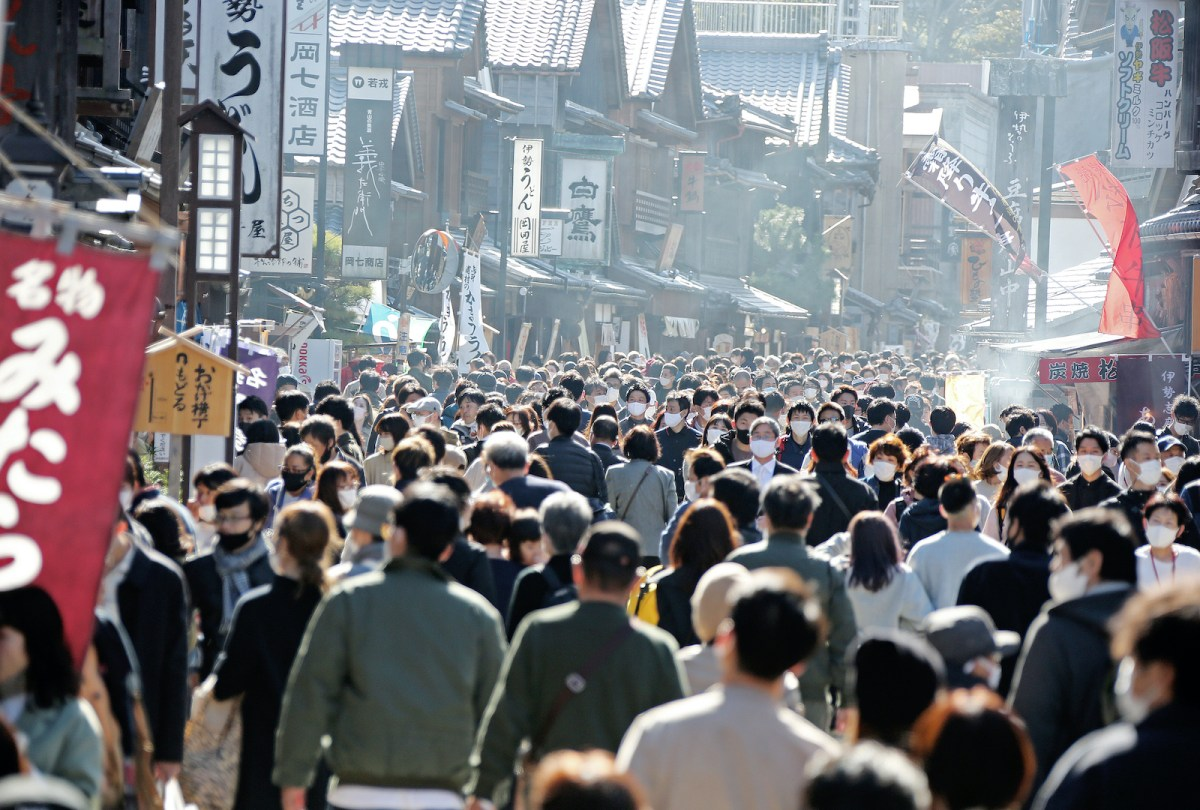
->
<box><xmin>834</xmin><ymin>511</ymin><xmax>934</xmax><ymax>633</ymax></box>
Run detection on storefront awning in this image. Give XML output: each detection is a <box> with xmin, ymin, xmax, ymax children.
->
<box><xmin>663</xmin><ymin>316</ymin><xmax>699</xmax><ymax>338</ymax></box>
<box><xmin>615</xmin><ymin>256</ymin><xmax>707</xmax><ymax>292</ymax></box>
<box><xmin>700</xmin><ymin>274</ymin><xmax>809</xmax><ymax>321</ymax></box>
<box><xmin>1003</xmin><ymin>331</ymin><xmax>1124</xmax><ymax>355</ymax></box>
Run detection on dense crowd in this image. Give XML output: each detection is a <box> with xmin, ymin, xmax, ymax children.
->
<box><xmin>3</xmin><ymin>344</ymin><xmax>1200</xmax><ymax>810</ymax></box>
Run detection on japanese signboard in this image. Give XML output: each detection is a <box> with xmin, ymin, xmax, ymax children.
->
<box><xmin>989</xmin><ymin>98</ymin><xmax>1037</xmax><ymax>332</ymax></box>
<box><xmin>249</xmin><ymin>174</ymin><xmax>315</xmax><ymax>275</ymax></box>
<box><xmin>181</xmin><ymin>0</ymin><xmax>199</xmax><ymax>95</ymax></box>
<box><xmin>457</xmin><ymin>250</ymin><xmax>490</xmax><ymax>371</ymax></box>
<box><xmin>200</xmin><ymin>330</ymin><xmax>283</xmax><ymax>400</ymax></box>
<box><xmin>824</xmin><ymin>215</ymin><xmax>852</xmax><ymax>271</ymax></box>
<box><xmin>283</xmin><ymin>0</ymin><xmax>328</xmax><ymax>157</ymax></box>
<box><xmin>1112</xmin><ymin>1</ymin><xmax>1180</xmax><ymax>168</ymax></box>
<box><xmin>0</xmin><ymin>231</ymin><xmax>160</xmax><ymax>658</ymax></box>
<box><xmin>437</xmin><ymin>288</ymin><xmax>457</xmax><ymax>364</ymax></box>
<box><xmin>0</xmin><ymin>0</ymin><xmax>54</xmax><ymax>132</ymax></box>
<box><xmin>960</xmin><ymin>235</ymin><xmax>993</xmax><ymax>307</ymax></box>
<box><xmin>511</xmin><ymin>138</ymin><xmax>543</xmax><ymax>257</ymax></box>
<box><xmin>288</xmin><ymin>338</ymin><xmax>341</xmax><ymax>393</ymax></box>
<box><xmin>1039</xmin><ymin>355</ymin><xmax>1120</xmax><ymax>384</ymax></box>
<box><xmin>135</xmin><ymin>338</ymin><xmax>239</xmax><ymax>436</ymax></box>
<box><xmin>197</xmin><ymin>0</ymin><xmax>285</xmax><ymax>257</ymax></box>
<box><xmin>341</xmin><ymin>66</ymin><xmax>393</xmax><ymax>280</ymax></box>
<box><xmin>559</xmin><ymin>157</ymin><xmax>610</xmax><ymax>263</ymax></box>
<box><xmin>539</xmin><ymin>219</ymin><xmax>563</xmax><ymax>257</ymax></box>
<box><xmin>679</xmin><ymin>152</ymin><xmax>706</xmax><ymax>212</ymax></box>
<box><xmin>1114</xmin><ymin>354</ymin><xmax>1191</xmax><ymax>429</ymax></box>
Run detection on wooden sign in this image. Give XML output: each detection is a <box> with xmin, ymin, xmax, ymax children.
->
<box><xmin>135</xmin><ymin>335</ymin><xmax>246</xmax><ymax>435</ymax></box>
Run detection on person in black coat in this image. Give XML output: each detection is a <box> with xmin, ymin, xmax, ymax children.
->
<box><xmin>486</xmin><ymin>432</ymin><xmax>572</xmax><ymax>510</ymax></box>
<box><xmin>804</xmin><ymin>423</ymin><xmax>879</xmax><ymax>547</ymax></box>
<box><xmin>590</xmin><ymin>415</ymin><xmax>626</xmax><ymax>471</ymax></box>
<box><xmin>504</xmin><ymin>490</ymin><xmax>593</xmax><ymax>637</ymax></box>
<box><xmin>183</xmin><ymin>480</ymin><xmax>274</xmax><ymax>677</ymax></box>
<box><xmin>106</xmin><ymin>524</ymin><xmax>190</xmax><ymax>775</ymax></box>
<box><xmin>212</xmin><ymin>501</ymin><xmax>334</xmax><ymax>810</ymax></box>
<box><xmin>655</xmin><ymin>392</ymin><xmax>701</xmax><ymax>498</ymax></box>
<box><xmin>958</xmin><ymin>483</ymin><xmax>1069</xmax><ymax>696</ymax></box>
<box><xmin>534</xmin><ymin>399</ymin><xmax>608</xmax><ymax>503</ymax></box>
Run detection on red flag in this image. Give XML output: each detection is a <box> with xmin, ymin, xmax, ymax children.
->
<box><xmin>0</xmin><ymin>231</ymin><xmax>160</xmax><ymax>660</ymax></box>
<box><xmin>1058</xmin><ymin>155</ymin><xmax>1159</xmax><ymax>339</ymax></box>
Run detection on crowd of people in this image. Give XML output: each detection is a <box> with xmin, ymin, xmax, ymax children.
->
<box><xmin>3</xmin><ymin>344</ymin><xmax>1200</xmax><ymax>810</ymax></box>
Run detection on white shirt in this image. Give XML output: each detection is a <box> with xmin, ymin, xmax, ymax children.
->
<box><xmin>1135</xmin><ymin>544</ymin><xmax>1200</xmax><ymax>589</ymax></box>
<box><xmin>99</xmin><ymin>545</ymin><xmax>135</xmax><ymax>618</ymax></box>
<box><xmin>326</xmin><ymin>785</ymin><xmax>463</xmax><ymax>810</ymax></box>
<box><xmin>836</xmin><ymin>559</ymin><xmax>935</xmax><ymax>632</ymax></box>
<box><xmin>907</xmin><ymin>529</ymin><xmax>1010</xmax><ymax>609</ymax></box>
<box><xmin>750</xmin><ymin>458</ymin><xmax>776</xmax><ymax>490</ymax></box>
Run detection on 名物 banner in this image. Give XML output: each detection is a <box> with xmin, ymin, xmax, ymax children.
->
<box><xmin>0</xmin><ymin>231</ymin><xmax>160</xmax><ymax>659</ymax></box>
<box><xmin>1112</xmin><ymin>1</ymin><xmax>1180</xmax><ymax>168</ymax></box>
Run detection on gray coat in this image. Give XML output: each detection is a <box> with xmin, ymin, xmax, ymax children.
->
<box><xmin>604</xmin><ymin>460</ymin><xmax>678</xmax><ymax>557</ymax></box>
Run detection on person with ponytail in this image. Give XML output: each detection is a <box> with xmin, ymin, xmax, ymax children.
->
<box><xmin>212</xmin><ymin>500</ymin><xmax>335</xmax><ymax>810</ymax></box>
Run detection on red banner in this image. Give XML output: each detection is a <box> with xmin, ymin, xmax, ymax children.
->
<box><xmin>1038</xmin><ymin>355</ymin><xmax>1120</xmax><ymax>384</ymax></box>
<box><xmin>1058</xmin><ymin>156</ymin><xmax>1159</xmax><ymax>339</ymax></box>
<box><xmin>0</xmin><ymin>231</ymin><xmax>159</xmax><ymax>658</ymax></box>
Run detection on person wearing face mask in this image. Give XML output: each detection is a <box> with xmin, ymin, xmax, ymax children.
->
<box><xmin>1157</xmin><ymin>394</ymin><xmax>1200</xmax><ymax>456</ymax></box>
<box><xmin>313</xmin><ymin>461</ymin><xmax>360</xmax><ymax>540</ymax></box>
<box><xmin>1058</xmin><ymin>428</ymin><xmax>1121</xmax><ymax>511</ymax></box>
<box><xmin>853</xmin><ymin>399</ymin><xmax>899</xmax><ymax>447</ymax></box>
<box><xmin>984</xmin><ymin>448</ymin><xmax>1051</xmax><ymax>544</ymax></box>
<box><xmin>713</xmin><ymin>399</ymin><xmax>765</xmax><ymax>465</ymax></box>
<box><xmin>266</xmin><ymin>445</ymin><xmax>318</xmax><ymax>528</ymax></box>
<box><xmin>652</xmin><ymin>363</ymin><xmax>678</xmax><ymax>402</ymax></box>
<box><xmin>620</xmin><ymin>381</ymin><xmax>655</xmax><ymax>435</ymax></box>
<box><xmin>1101</xmin><ymin>431</ymin><xmax>1163</xmax><ymax>547</ymax></box>
<box><xmin>1134</xmin><ymin>495</ymin><xmax>1200</xmax><ymax>590</ymax></box>
<box><xmin>778</xmin><ymin>403</ymin><xmax>816</xmax><ymax>470</ymax></box>
<box><xmin>687</xmin><ymin>387</ymin><xmax>719</xmax><ymax>430</ymax></box>
<box><xmin>184</xmin><ymin>479</ymin><xmax>275</xmax><ymax>677</ymax></box>
<box><xmin>362</xmin><ymin>413</ymin><xmax>409</xmax><ymax>486</ymax></box>
<box><xmin>404</xmin><ymin>395</ymin><xmax>461</xmax><ymax>448</ymax></box>
<box><xmin>1032</xmin><ymin>581</ymin><xmax>1200</xmax><ymax>810</ymax></box>
<box><xmin>701</xmin><ymin>413</ymin><xmax>732</xmax><ymax>451</ymax></box>
<box><xmin>656</xmin><ymin>392</ymin><xmax>702</xmax><ymax>499</ymax></box>
<box><xmin>921</xmin><ymin>606</ymin><xmax>1021</xmax><ymax>692</ymax></box>
<box><xmin>188</xmin><ymin>463</ymin><xmax>239</xmax><ymax>555</ymax></box>
<box><xmin>1009</xmin><ymin>509</ymin><xmax>1138</xmax><ymax>793</ymax></box>
<box><xmin>1158</xmin><ymin>436</ymin><xmax>1188</xmax><ymax>479</ymax></box>
<box><xmin>865</xmin><ymin>436</ymin><xmax>908</xmax><ymax>508</ymax></box>
<box><xmin>729</xmin><ymin>417</ymin><xmax>797</xmax><ymax>492</ymax></box>
<box><xmin>657</xmin><ymin>450</ymin><xmax>728</xmax><ymax>561</ymax></box>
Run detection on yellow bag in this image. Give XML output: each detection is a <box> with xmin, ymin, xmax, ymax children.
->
<box><xmin>180</xmin><ymin>676</ymin><xmax>241</xmax><ymax>810</ymax></box>
<box><xmin>626</xmin><ymin>565</ymin><xmax>664</xmax><ymax>624</ymax></box>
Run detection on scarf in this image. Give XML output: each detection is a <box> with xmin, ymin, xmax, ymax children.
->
<box><xmin>212</xmin><ymin>534</ymin><xmax>270</xmax><ymax>633</ymax></box>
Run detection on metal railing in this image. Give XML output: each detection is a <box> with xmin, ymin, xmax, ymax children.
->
<box><xmin>693</xmin><ymin>0</ymin><xmax>902</xmax><ymax>41</ymax></box>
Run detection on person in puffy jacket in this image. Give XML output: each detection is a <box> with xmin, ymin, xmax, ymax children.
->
<box><xmin>233</xmin><ymin>419</ymin><xmax>286</xmax><ymax>487</ymax></box>
<box><xmin>535</xmin><ymin>399</ymin><xmax>608</xmax><ymax>505</ymax></box>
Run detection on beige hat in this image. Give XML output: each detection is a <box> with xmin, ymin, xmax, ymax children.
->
<box><xmin>443</xmin><ymin>445</ymin><xmax>468</xmax><ymax>472</ymax></box>
<box><xmin>690</xmin><ymin>562</ymin><xmax>752</xmax><ymax>643</ymax></box>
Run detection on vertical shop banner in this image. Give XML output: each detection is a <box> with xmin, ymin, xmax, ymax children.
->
<box><xmin>1112</xmin><ymin>1</ymin><xmax>1179</xmax><ymax>168</ymax></box>
<box><xmin>679</xmin><ymin>152</ymin><xmax>706</xmax><ymax>212</ymax></box>
<box><xmin>197</xmin><ymin>0</ymin><xmax>285</xmax><ymax>257</ymax></box>
<box><xmin>945</xmin><ymin>374</ymin><xmax>987</xmax><ymax>429</ymax></box>
<box><xmin>989</xmin><ymin>98</ymin><xmax>1038</xmax><ymax>332</ymax></box>
<box><xmin>341</xmin><ymin>66</ymin><xmax>393</xmax><ymax>280</ymax></box>
<box><xmin>0</xmin><ymin>232</ymin><xmax>160</xmax><ymax>659</ymax></box>
<box><xmin>437</xmin><ymin>288</ymin><xmax>457</xmax><ymax>364</ymax></box>
<box><xmin>457</xmin><ymin>250</ymin><xmax>489</xmax><ymax>370</ymax></box>
<box><xmin>180</xmin><ymin>0</ymin><xmax>199</xmax><ymax>94</ymax></box>
<box><xmin>559</xmin><ymin>157</ymin><xmax>610</xmax><ymax>263</ymax></box>
<box><xmin>1113</xmin><ymin>355</ymin><xmax>1191</xmax><ymax>429</ymax></box>
<box><xmin>249</xmin><ymin>174</ymin><xmax>316</xmax><ymax>275</ymax></box>
<box><xmin>511</xmin><ymin>139</ymin><xmax>543</xmax><ymax>257</ymax></box>
<box><xmin>283</xmin><ymin>0</ymin><xmax>328</xmax><ymax>157</ymax></box>
<box><xmin>960</xmin><ymin>235</ymin><xmax>993</xmax><ymax>307</ymax></box>
<box><xmin>512</xmin><ymin>322</ymin><xmax>532</xmax><ymax>369</ymax></box>
<box><xmin>237</xmin><ymin>345</ymin><xmax>281</xmax><ymax>400</ymax></box>
<box><xmin>0</xmin><ymin>0</ymin><xmax>55</xmax><ymax>131</ymax></box>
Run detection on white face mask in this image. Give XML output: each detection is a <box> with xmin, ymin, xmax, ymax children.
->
<box><xmin>1048</xmin><ymin>560</ymin><xmax>1090</xmax><ymax>602</ymax></box>
<box><xmin>701</xmin><ymin>406</ymin><xmax>713</xmax><ymax>420</ymax></box>
<box><xmin>606</xmin><ymin>385</ymin><xmax>620</xmax><ymax>400</ymax></box>
<box><xmin>804</xmin><ymin>387</ymin><xmax>819</xmax><ymax>400</ymax></box>
<box><xmin>750</xmin><ymin>439</ymin><xmax>776</xmax><ymax>459</ymax></box>
<box><xmin>762</xmin><ymin>386</ymin><xmax>777</xmax><ymax>394</ymax></box>
<box><xmin>627</xmin><ymin>402</ymin><xmax>648</xmax><ymax>417</ymax></box>
<box><xmin>410</xmin><ymin>413</ymin><xmax>429</xmax><ymax>427</ymax></box>
<box><xmin>659</xmin><ymin>376</ymin><xmax>674</xmax><ymax>388</ymax></box>
<box><xmin>1077</xmin><ymin>454</ymin><xmax>1103</xmax><ymax>476</ymax></box>
<box><xmin>1146</xmin><ymin>523</ymin><xmax>1178</xmax><ymax>549</ymax></box>
<box><xmin>1175</xmin><ymin>422</ymin><xmax>1194</xmax><ymax>436</ymax></box>
<box><xmin>198</xmin><ymin>503</ymin><xmax>216</xmax><ymax>523</ymax></box>
<box><xmin>820</xmin><ymin>361</ymin><xmax>832</xmax><ymax>371</ymax></box>
<box><xmin>354</xmin><ymin>404</ymin><xmax>368</xmax><ymax>423</ymax></box>
<box><xmin>790</xmin><ymin>419</ymin><xmax>812</xmax><ymax>438</ymax></box>
<box><xmin>1136</xmin><ymin>459</ymin><xmax>1163</xmax><ymax>486</ymax></box>
<box><xmin>1103</xmin><ymin>451</ymin><xmax>1119</xmax><ymax>469</ymax></box>
<box><xmin>338</xmin><ymin>489</ymin><xmax>358</xmax><ymax>510</ymax></box>
<box><xmin>819</xmin><ymin>379</ymin><xmax>830</xmax><ymax>390</ymax></box>
<box><xmin>119</xmin><ymin>486</ymin><xmax>133</xmax><ymax>512</ymax></box>
<box><xmin>1012</xmin><ymin>467</ymin><xmax>1040</xmax><ymax>486</ymax></box>
<box><xmin>966</xmin><ymin>657</ymin><xmax>1002</xmax><ymax>691</ymax></box>
<box><xmin>707</xmin><ymin>428</ymin><xmax>725</xmax><ymax>444</ymax></box>
<box><xmin>994</xmin><ymin>466</ymin><xmax>1007</xmax><ymax>482</ymax></box>
<box><xmin>878</xmin><ymin>373</ymin><xmax>890</xmax><ymax>383</ymax></box>
<box><xmin>661</xmin><ymin>412</ymin><xmax>683</xmax><ymax>429</ymax></box>
<box><xmin>684</xmin><ymin>480</ymin><xmax>699</xmax><ymax>501</ymax></box>
<box><xmin>872</xmin><ymin>459</ymin><xmax>897</xmax><ymax>483</ymax></box>
<box><xmin>1114</xmin><ymin>657</ymin><xmax>1155</xmax><ymax>724</ymax></box>
<box><xmin>379</xmin><ymin>436</ymin><xmax>396</xmax><ymax>453</ymax></box>
<box><xmin>1164</xmin><ymin>456</ymin><xmax>1185</xmax><ymax>476</ymax></box>
<box><xmin>842</xmin><ymin>362</ymin><xmax>854</xmax><ymax>371</ymax></box>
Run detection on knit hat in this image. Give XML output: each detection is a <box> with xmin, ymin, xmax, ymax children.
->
<box><xmin>346</xmin><ymin>485</ymin><xmax>402</xmax><ymax>537</ymax></box>
<box><xmin>690</xmin><ymin>562</ymin><xmax>752</xmax><ymax>643</ymax></box>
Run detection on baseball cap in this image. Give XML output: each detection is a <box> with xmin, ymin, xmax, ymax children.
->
<box><xmin>405</xmin><ymin>396</ymin><xmax>441</xmax><ymax>413</ymax></box>
<box><xmin>1158</xmin><ymin>435</ymin><xmax>1185</xmax><ymax>454</ymax></box>
<box><xmin>690</xmin><ymin>562</ymin><xmax>752</xmax><ymax>643</ymax></box>
<box><xmin>576</xmin><ymin>521</ymin><xmax>641</xmax><ymax>577</ymax></box>
<box><xmin>346</xmin><ymin>485</ymin><xmax>402</xmax><ymax>537</ymax></box>
<box><xmin>921</xmin><ymin>606</ymin><xmax>1021</xmax><ymax>669</ymax></box>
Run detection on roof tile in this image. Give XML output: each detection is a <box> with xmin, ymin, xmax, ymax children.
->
<box><xmin>485</xmin><ymin>0</ymin><xmax>595</xmax><ymax>71</ymax></box>
<box><xmin>620</xmin><ymin>0</ymin><xmax>686</xmax><ymax>98</ymax></box>
<box><xmin>330</xmin><ymin>0</ymin><xmax>483</xmax><ymax>55</ymax></box>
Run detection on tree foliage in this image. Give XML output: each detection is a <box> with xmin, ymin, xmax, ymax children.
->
<box><xmin>750</xmin><ymin>204</ymin><xmax>834</xmax><ymax>317</ymax></box>
<box><xmin>904</xmin><ymin>0</ymin><xmax>1022</xmax><ymax>61</ymax></box>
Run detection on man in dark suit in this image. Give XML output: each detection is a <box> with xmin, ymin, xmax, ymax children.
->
<box><xmin>804</xmin><ymin>422</ymin><xmax>879</xmax><ymax>546</ymax></box>
<box><xmin>104</xmin><ymin>516</ymin><xmax>190</xmax><ymax>781</ymax></box>
<box><xmin>484</xmin><ymin>430</ymin><xmax>570</xmax><ymax>510</ymax></box>
<box><xmin>729</xmin><ymin>416</ymin><xmax>799</xmax><ymax>490</ymax></box>
<box><xmin>590</xmin><ymin>415</ymin><xmax>626</xmax><ymax>470</ymax></box>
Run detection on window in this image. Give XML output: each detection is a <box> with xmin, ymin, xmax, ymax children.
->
<box><xmin>198</xmin><ymin>134</ymin><xmax>235</xmax><ymax>200</ymax></box>
<box><xmin>196</xmin><ymin>208</ymin><xmax>232</xmax><ymax>273</ymax></box>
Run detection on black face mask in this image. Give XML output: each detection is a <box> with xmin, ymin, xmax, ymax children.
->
<box><xmin>736</xmin><ymin>428</ymin><xmax>751</xmax><ymax>444</ymax></box>
<box><xmin>217</xmin><ymin>530</ymin><xmax>255</xmax><ymax>552</ymax></box>
<box><xmin>281</xmin><ymin>470</ymin><xmax>311</xmax><ymax>492</ymax></box>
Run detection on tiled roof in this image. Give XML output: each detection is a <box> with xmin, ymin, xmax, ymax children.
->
<box><xmin>316</xmin><ymin>69</ymin><xmax>412</xmax><ymax>167</ymax></box>
<box><xmin>485</xmin><ymin>0</ymin><xmax>595</xmax><ymax>71</ymax></box>
<box><xmin>620</xmin><ymin>0</ymin><xmax>686</xmax><ymax>98</ymax></box>
<box><xmin>697</xmin><ymin>33</ymin><xmax>833</xmax><ymax>147</ymax></box>
<box><xmin>330</xmin><ymin>0</ymin><xmax>484</xmax><ymax>55</ymax></box>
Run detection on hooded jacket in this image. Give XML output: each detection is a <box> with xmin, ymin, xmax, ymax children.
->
<box><xmin>1009</xmin><ymin>585</ymin><xmax>1135</xmax><ymax>790</ymax></box>
<box><xmin>897</xmin><ymin>498</ymin><xmax>947</xmax><ymax>550</ymax></box>
<box><xmin>233</xmin><ymin>442</ymin><xmax>286</xmax><ymax>487</ymax></box>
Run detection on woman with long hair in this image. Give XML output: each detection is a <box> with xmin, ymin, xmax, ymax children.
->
<box><xmin>983</xmin><ymin>448</ymin><xmax>1051</xmax><ymax>544</ymax></box>
<box><xmin>312</xmin><ymin>459</ymin><xmax>359</xmax><ymax>539</ymax></box>
<box><xmin>835</xmin><ymin>512</ymin><xmax>933</xmax><ymax>632</ymax></box>
<box><xmin>973</xmin><ymin>442</ymin><xmax>1013</xmax><ymax>503</ymax></box>
<box><xmin>212</xmin><ymin>500</ymin><xmax>336</xmax><ymax>810</ymax></box>
<box><xmin>0</xmin><ymin>587</ymin><xmax>103</xmax><ymax>801</ymax></box>
<box><xmin>643</xmin><ymin>499</ymin><xmax>741</xmax><ymax>646</ymax></box>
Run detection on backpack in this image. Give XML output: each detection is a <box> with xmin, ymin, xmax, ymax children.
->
<box><xmin>540</xmin><ymin>564</ymin><xmax>578</xmax><ymax>608</ymax></box>
<box><xmin>627</xmin><ymin>564</ymin><xmax>665</xmax><ymax>624</ymax></box>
